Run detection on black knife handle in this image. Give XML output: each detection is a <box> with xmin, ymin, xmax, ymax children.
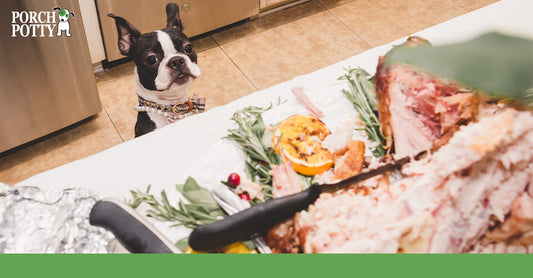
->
<box><xmin>89</xmin><ymin>198</ymin><xmax>179</xmax><ymax>253</ymax></box>
<box><xmin>188</xmin><ymin>184</ymin><xmax>322</xmax><ymax>251</ymax></box>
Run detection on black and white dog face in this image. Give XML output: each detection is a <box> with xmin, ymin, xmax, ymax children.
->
<box><xmin>108</xmin><ymin>3</ymin><xmax>200</xmax><ymax>94</ymax></box>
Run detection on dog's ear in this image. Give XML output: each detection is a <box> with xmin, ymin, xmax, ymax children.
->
<box><xmin>165</xmin><ymin>3</ymin><xmax>183</xmax><ymax>31</ymax></box>
<box><xmin>108</xmin><ymin>14</ymin><xmax>141</xmax><ymax>56</ymax></box>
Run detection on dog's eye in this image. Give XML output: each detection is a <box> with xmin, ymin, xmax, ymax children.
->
<box><xmin>184</xmin><ymin>44</ymin><xmax>194</xmax><ymax>54</ymax></box>
<box><xmin>146</xmin><ymin>55</ymin><xmax>159</xmax><ymax>65</ymax></box>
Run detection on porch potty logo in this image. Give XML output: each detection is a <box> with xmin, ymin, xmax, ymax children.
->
<box><xmin>11</xmin><ymin>7</ymin><xmax>75</xmax><ymax>37</ymax></box>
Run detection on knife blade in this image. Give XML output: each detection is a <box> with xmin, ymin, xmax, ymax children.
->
<box><xmin>188</xmin><ymin>150</ymin><xmax>426</xmax><ymax>251</ymax></box>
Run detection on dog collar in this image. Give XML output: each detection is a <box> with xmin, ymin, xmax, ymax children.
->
<box><xmin>134</xmin><ymin>95</ymin><xmax>206</xmax><ymax>122</ymax></box>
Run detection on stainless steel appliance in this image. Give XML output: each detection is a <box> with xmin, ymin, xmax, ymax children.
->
<box><xmin>0</xmin><ymin>0</ymin><xmax>101</xmax><ymax>152</ymax></box>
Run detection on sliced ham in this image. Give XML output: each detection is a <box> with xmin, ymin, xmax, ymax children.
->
<box><xmin>270</xmin><ymin>154</ymin><xmax>302</xmax><ymax>198</ymax></box>
<box><xmin>375</xmin><ymin>37</ymin><xmax>483</xmax><ymax>157</ymax></box>
<box><xmin>291</xmin><ymin>86</ymin><xmax>324</xmax><ymax>118</ymax></box>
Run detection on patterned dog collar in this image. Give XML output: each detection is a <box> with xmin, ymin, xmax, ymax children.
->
<box><xmin>134</xmin><ymin>95</ymin><xmax>206</xmax><ymax>122</ymax></box>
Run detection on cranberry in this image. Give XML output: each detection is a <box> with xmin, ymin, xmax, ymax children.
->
<box><xmin>227</xmin><ymin>173</ymin><xmax>241</xmax><ymax>188</ymax></box>
<box><xmin>238</xmin><ymin>193</ymin><xmax>250</xmax><ymax>201</ymax></box>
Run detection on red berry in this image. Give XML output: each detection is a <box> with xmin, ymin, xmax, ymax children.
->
<box><xmin>238</xmin><ymin>193</ymin><xmax>250</xmax><ymax>201</ymax></box>
<box><xmin>227</xmin><ymin>173</ymin><xmax>240</xmax><ymax>188</ymax></box>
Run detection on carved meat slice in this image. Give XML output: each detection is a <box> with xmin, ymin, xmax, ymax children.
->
<box><xmin>375</xmin><ymin>37</ymin><xmax>482</xmax><ymax>157</ymax></box>
<box><xmin>271</xmin><ymin>155</ymin><xmax>302</xmax><ymax>198</ymax></box>
<box><xmin>291</xmin><ymin>86</ymin><xmax>324</xmax><ymax>118</ymax></box>
<box><xmin>333</xmin><ymin>140</ymin><xmax>366</xmax><ymax>180</ymax></box>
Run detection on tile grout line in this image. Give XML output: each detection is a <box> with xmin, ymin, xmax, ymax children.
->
<box><xmin>207</xmin><ymin>1</ymin><xmax>337</xmax><ymax>90</ymax></box>
<box><xmin>209</xmin><ymin>1</ymin><xmax>356</xmax><ymax>91</ymax></box>
<box><xmin>101</xmin><ymin>105</ymin><xmax>126</xmax><ymax>142</ymax></box>
<box><xmin>322</xmin><ymin>3</ymin><xmax>374</xmax><ymax>49</ymax></box>
<box><xmin>210</xmin><ymin>35</ymin><xmax>261</xmax><ymax>91</ymax></box>
<box><xmin>211</xmin><ymin>1</ymin><xmax>326</xmax><ymax>49</ymax></box>
<box><xmin>450</xmin><ymin>0</ymin><xmax>470</xmax><ymax>12</ymax></box>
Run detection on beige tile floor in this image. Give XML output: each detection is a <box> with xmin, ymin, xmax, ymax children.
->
<box><xmin>0</xmin><ymin>0</ymin><xmax>497</xmax><ymax>185</ymax></box>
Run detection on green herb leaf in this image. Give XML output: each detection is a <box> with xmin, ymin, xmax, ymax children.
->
<box><xmin>224</xmin><ymin>105</ymin><xmax>282</xmax><ymax>201</ymax></box>
<box><xmin>176</xmin><ymin>237</ymin><xmax>190</xmax><ymax>252</ymax></box>
<box><xmin>242</xmin><ymin>240</ymin><xmax>256</xmax><ymax>251</ymax></box>
<box><xmin>340</xmin><ymin>68</ymin><xmax>386</xmax><ymax>157</ymax></box>
<box><xmin>298</xmin><ymin>174</ymin><xmax>314</xmax><ymax>190</ymax></box>
<box><xmin>176</xmin><ymin>176</ymin><xmax>201</xmax><ymax>192</ymax></box>
<box><xmin>127</xmin><ymin>177</ymin><xmax>227</xmax><ymax>229</ymax></box>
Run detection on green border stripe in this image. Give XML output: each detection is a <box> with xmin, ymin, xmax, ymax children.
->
<box><xmin>1</xmin><ymin>254</ymin><xmax>531</xmax><ymax>277</ymax></box>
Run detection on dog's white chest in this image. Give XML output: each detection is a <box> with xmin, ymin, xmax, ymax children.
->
<box><xmin>146</xmin><ymin>113</ymin><xmax>168</xmax><ymax>130</ymax></box>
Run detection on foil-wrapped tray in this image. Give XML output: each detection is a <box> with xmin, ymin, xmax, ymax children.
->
<box><xmin>0</xmin><ymin>183</ymin><xmax>115</xmax><ymax>253</ymax></box>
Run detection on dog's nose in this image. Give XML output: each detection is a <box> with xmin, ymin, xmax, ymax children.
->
<box><xmin>168</xmin><ymin>56</ymin><xmax>186</xmax><ymax>71</ymax></box>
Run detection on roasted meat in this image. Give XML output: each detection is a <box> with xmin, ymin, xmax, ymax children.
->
<box><xmin>375</xmin><ymin>37</ymin><xmax>483</xmax><ymax>157</ymax></box>
<box><xmin>266</xmin><ymin>110</ymin><xmax>533</xmax><ymax>253</ymax></box>
<box><xmin>267</xmin><ymin>219</ymin><xmax>301</xmax><ymax>253</ymax></box>
<box><xmin>288</xmin><ymin>109</ymin><xmax>533</xmax><ymax>253</ymax></box>
<box><xmin>333</xmin><ymin>140</ymin><xmax>366</xmax><ymax>180</ymax></box>
<box><xmin>266</xmin><ymin>36</ymin><xmax>532</xmax><ymax>253</ymax></box>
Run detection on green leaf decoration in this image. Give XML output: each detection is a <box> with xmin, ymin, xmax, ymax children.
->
<box><xmin>224</xmin><ymin>105</ymin><xmax>282</xmax><ymax>198</ymax></box>
<box><xmin>383</xmin><ymin>32</ymin><xmax>533</xmax><ymax>105</ymax></box>
<box><xmin>339</xmin><ymin>68</ymin><xmax>387</xmax><ymax>157</ymax></box>
<box><xmin>176</xmin><ymin>176</ymin><xmax>201</xmax><ymax>192</ymax></box>
<box><xmin>176</xmin><ymin>237</ymin><xmax>190</xmax><ymax>252</ymax></box>
<box><xmin>127</xmin><ymin>177</ymin><xmax>227</xmax><ymax>229</ymax></box>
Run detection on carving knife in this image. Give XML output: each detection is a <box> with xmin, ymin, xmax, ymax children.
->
<box><xmin>188</xmin><ymin>151</ymin><xmax>426</xmax><ymax>251</ymax></box>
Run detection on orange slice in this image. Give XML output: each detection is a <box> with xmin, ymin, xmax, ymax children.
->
<box><xmin>273</xmin><ymin>114</ymin><xmax>334</xmax><ymax>176</ymax></box>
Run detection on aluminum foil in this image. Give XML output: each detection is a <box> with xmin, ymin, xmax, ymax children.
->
<box><xmin>0</xmin><ymin>183</ymin><xmax>115</xmax><ymax>253</ymax></box>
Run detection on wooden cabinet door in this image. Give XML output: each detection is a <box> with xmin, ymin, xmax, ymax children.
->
<box><xmin>97</xmin><ymin>0</ymin><xmax>259</xmax><ymax>62</ymax></box>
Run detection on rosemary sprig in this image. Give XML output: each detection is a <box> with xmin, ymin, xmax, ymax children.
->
<box><xmin>127</xmin><ymin>177</ymin><xmax>227</xmax><ymax>229</ymax></box>
<box><xmin>339</xmin><ymin>67</ymin><xmax>386</xmax><ymax>157</ymax></box>
<box><xmin>224</xmin><ymin>102</ymin><xmax>317</xmax><ymax>202</ymax></box>
<box><xmin>224</xmin><ymin>105</ymin><xmax>281</xmax><ymax>194</ymax></box>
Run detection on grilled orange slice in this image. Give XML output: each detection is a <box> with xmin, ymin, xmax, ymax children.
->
<box><xmin>273</xmin><ymin>114</ymin><xmax>334</xmax><ymax>176</ymax></box>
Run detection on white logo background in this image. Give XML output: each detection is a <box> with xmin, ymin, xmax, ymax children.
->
<box><xmin>11</xmin><ymin>8</ymin><xmax>74</xmax><ymax>38</ymax></box>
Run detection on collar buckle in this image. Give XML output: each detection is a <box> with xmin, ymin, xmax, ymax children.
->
<box><xmin>172</xmin><ymin>100</ymin><xmax>194</xmax><ymax>115</ymax></box>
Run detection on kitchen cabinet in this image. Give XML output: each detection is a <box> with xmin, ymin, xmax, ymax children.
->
<box><xmin>260</xmin><ymin>0</ymin><xmax>296</xmax><ymax>11</ymax></box>
<box><xmin>97</xmin><ymin>0</ymin><xmax>260</xmax><ymax>62</ymax></box>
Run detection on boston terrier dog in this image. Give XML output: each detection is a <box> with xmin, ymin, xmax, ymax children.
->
<box><xmin>108</xmin><ymin>3</ymin><xmax>203</xmax><ymax>137</ymax></box>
